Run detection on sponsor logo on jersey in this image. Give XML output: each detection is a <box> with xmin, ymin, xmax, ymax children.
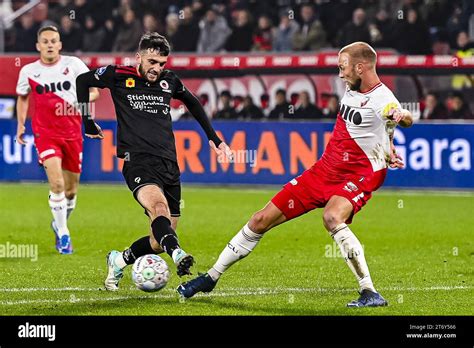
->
<box><xmin>290</xmin><ymin>178</ymin><xmax>298</xmax><ymax>185</ymax></box>
<box><xmin>62</xmin><ymin>67</ymin><xmax>69</xmax><ymax>75</ymax></box>
<box><xmin>159</xmin><ymin>80</ymin><xmax>171</xmax><ymax>93</ymax></box>
<box><xmin>339</xmin><ymin>104</ymin><xmax>362</xmax><ymax>125</ymax></box>
<box><xmin>35</xmin><ymin>81</ymin><xmax>71</xmax><ymax>94</ymax></box>
<box><xmin>134</xmin><ymin>177</ymin><xmax>141</xmax><ymax>183</ymax></box>
<box><xmin>126</xmin><ymin>78</ymin><xmax>135</xmax><ymax>88</ymax></box>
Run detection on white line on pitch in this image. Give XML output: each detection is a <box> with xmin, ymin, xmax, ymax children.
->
<box><xmin>0</xmin><ymin>285</ymin><xmax>471</xmax><ymax>306</ymax></box>
<box><xmin>0</xmin><ymin>285</ymin><xmax>471</xmax><ymax>293</ymax></box>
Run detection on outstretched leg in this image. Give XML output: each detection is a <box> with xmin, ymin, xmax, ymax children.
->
<box><xmin>177</xmin><ymin>201</ymin><xmax>287</xmax><ymax>298</ymax></box>
<box><xmin>323</xmin><ymin>195</ymin><xmax>387</xmax><ymax>307</ymax></box>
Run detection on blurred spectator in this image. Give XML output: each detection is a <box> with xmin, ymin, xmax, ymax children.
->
<box><xmin>112</xmin><ymin>9</ymin><xmax>143</xmax><ymax>52</ymax></box>
<box><xmin>226</xmin><ymin>10</ymin><xmax>254</xmax><ymax>52</ymax></box>
<box><xmin>260</xmin><ymin>93</ymin><xmax>270</xmax><ymax>116</ymax></box>
<box><xmin>293</xmin><ymin>4</ymin><xmax>327</xmax><ymax>51</ymax></box>
<box><xmin>33</xmin><ymin>2</ymin><xmax>57</xmax><ymax>28</ymax></box>
<box><xmin>252</xmin><ymin>15</ymin><xmax>273</xmax><ymax>52</ymax></box>
<box><xmin>455</xmin><ymin>31</ymin><xmax>474</xmax><ymax>53</ymax></box>
<box><xmin>273</xmin><ymin>9</ymin><xmax>299</xmax><ymax>52</ymax></box>
<box><xmin>142</xmin><ymin>13</ymin><xmax>160</xmax><ymax>33</ymax></box>
<box><xmin>422</xmin><ymin>92</ymin><xmax>448</xmax><ymax>119</ymax></box>
<box><xmin>197</xmin><ymin>7</ymin><xmax>231</xmax><ymax>53</ymax></box>
<box><xmin>48</xmin><ymin>0</ymin><xmax>74</xmax><ymax>26</ymax></box>
<box><xmin>166</xmin><ymin>13</ymin><xmax>179</xmax><ymax>50</ymax></box>
<box><xmin>82</xmin><ymin>15</ymin><xmax>107</xmax><ymax>52</ymax></box>
<box><xmin>238</xmin><ymin>96</ymin><xmax>264</xmax><ymax>119</ymax></box>
<box><xmin>370</xmin><ymin>9</ymin><xmax>394</xmax><ymax>48</ymax></box>
<box><xmin>323</xmin><ymin>94</ymin><xmax>340</xmax><ymax>119</ymax></box>
<box><xmin>452</xmin><ymin>32</ymin><xmax>474</xmax><ymax>89</ymax></box>
<box><xmin>70</xmin><ymin>0</ymin><xmax>88</xmax><ymax>27</ymax></box>
<box><xmin>395</xmin><ymin>8</ymin><xmax>431</xmax><ymax>54</ymax></box>
<box><xmin>268</xmin><ymin>89</ymin><xmax>291</xmax><ymax>119</ymax></box>
<box><xmin>102</xmin><ymin>19</ymin><xmax>117</xmax><ymax>52</ymax></box>
<box><xmin>13</xmin><ymin>12</ymin><xmax>37</xmax><ymax>52</ymax></box>
<box><xmin>294</xmin><ymin>91</ymin><xmax>323</xmax><ymax>119</ymax></box>
<box><xmin>215</xmin><ymin>90</ymin><xmax>238</xmax><ymax>120</ymax></box>
<box><xmin>338</xmin><ymin>8</ymin><xmax>370</xmax><ymax>47</ymax></box>
<box><xmin>173</xmin><ymin>6</ymin><xmax>199</xmax><ymax>52</ymax></box>
<box><xmin>60</xmin><ymin>14</ymin><xmax>82</xmax><ymax>52</ymax></box>
<box><xmin>446</xmin><ymin>4</ymin><xmax>465</xmax><ymax>45</ymax></box>
<box><xmin>447</xmin><ymin>91</ymin><xmax>472</xmax><ymax>119</ymax></box>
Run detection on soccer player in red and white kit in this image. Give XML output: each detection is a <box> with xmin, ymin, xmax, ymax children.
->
<box><xmin>16</xmin><ymin>26</ymin><xmax>100</xmax><ymax>254</ymax></box>
<box><xmin>178</xmin><ymin>42</ymin><xmax>414</xmax><ymax>307</ymax></box>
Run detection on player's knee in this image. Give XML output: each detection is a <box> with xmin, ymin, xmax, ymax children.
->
<box><xmin>249</xmin><ymin>211</ymin><xmax>270</xmax><ymax>234</ymax></box>
<box><xmin>65</xmin><ymin>190</ymin><xmax>76</xmax><ymax>200</ymax></box>
<box><xmin>148</xmin><ymin>202</ymin><xmax>169</xmax><ymax>220</ymax></box>
<box><xmin>322</xmin><ymin>210</ymin><xmax>344</xmax><ymax>232</ymax></box>
<box><xmin>49</xmin><ymin>178</ymin><xmax>65</xmax><ymax>193</ymax></box>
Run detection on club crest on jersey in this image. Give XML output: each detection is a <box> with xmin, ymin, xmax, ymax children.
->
<box><xmin>343</xmin><ymin>181</ymin><xmax>359</xmax><ymax>193</ymax></box>
<box><xmin>360</xmin><ymin>96</ymin><xmax>370</xmax><ymax>107</ymax></box>
<box><xmin>159</xmin><ymin>80</ymin><xmax>171</xmax><ymax>93</ymax></box>
<box><xmin>126</xmin><ymin>78</ymin><xmax>135</xmax><ymax>88</ymax></box>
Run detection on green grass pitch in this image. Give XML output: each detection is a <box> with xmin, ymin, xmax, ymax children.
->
<box><xmin>0</xmin><ymin>183</ymin><xmax>472</xmax><ymax>316</ymax></box>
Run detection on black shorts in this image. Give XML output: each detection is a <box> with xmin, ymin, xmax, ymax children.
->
<box><xmin>122</xmin><ymin>153</ymin><xmax>181</xmax><ymax>217</ymax></box>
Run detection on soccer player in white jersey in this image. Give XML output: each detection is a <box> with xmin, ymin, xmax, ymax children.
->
<box><xmin>16</xmin><ymin>26</ymin><xmax>100</xmax><ymax>254</ymax></box>
<box><xmin>178</xmin><ymin>41</ymin><xmax>414</xmax><ymax>307</ymax></box>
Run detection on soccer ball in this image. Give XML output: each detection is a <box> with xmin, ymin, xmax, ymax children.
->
<box><xmin>132</xmin><ymin>254</ymin><xmax>170</xmax><ymax>292</ymax></box>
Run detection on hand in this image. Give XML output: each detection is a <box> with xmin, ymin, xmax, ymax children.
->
<box><xmin>16</xmin><ymin>125</ymin><xmax>27</xmax><ymax>145</ymax></box>
<box><xmin>389</xmin><ymin>149</ymin><xmax>404</xmax><ymax>169</ymax></box>
<box><xmin>388</xmin><ymin>108</ymin><xmax>405</xmax><ymax>123</ymax></box>
<box><xmin>85</xmin><ymin>123</ymin><xmax>104</xmax><ymax>139</ymax></box>
<box><xmin>209</xmin><ymin>140</ymin><xmax>233</xmax><ymax>162</ymax></box>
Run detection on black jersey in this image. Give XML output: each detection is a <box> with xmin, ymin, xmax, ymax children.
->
<box><xmin>90</xmin><ymin>65</ymin><xmax>187</xmax><ymax>161</ymax></box>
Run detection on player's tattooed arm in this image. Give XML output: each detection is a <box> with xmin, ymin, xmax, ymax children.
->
<box><xmin>16</xmin><ymin>94</ymin><xmax>30</xmax><ymax>145</ymax></box>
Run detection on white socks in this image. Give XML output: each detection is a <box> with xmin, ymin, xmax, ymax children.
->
<box><xmin>48</xmin><ymin>191</ymin><xmax>69</xmax><ymax>238</ymax></box>
<box><xmin>66</xmin><ymin>196</ymin><xmax>76</xmax><ymax>219</ymax></box>
<box><xmin>331</xmin><ymin>223</ymin><xmax>376</xmax><ymax>292</ymax></box>
<box><xmin>208</xmin><ymin>223</ymin><xmax>262</xmax><ymax>281</ymax></box>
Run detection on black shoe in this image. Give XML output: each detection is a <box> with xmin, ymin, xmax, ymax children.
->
<box><xmin>174</xmin><ymin>251</ymin><xmax>195</xmax><ymax>277</ymax></box>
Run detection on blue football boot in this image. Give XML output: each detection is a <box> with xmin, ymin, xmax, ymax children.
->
<box><xmin>347</xmin><ymin>289</ymin><xmax>388</xmax><ymax>307</ymax></box>
<box><xmin>177</xmin><ymin>273</ymin><xmax>217</xmax><ymax>298</ymax></box>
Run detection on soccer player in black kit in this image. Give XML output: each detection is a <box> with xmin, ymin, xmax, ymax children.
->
<box><xmin>76</xmin><ymin>32</ymin><xmax>232</xmax><ymax>291</ymax></box>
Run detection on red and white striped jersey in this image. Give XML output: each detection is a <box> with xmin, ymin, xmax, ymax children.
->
<box><xmin>319</xmin><ymin>82</ymin><xmax>400</xmax><ymax>181</ymax></box>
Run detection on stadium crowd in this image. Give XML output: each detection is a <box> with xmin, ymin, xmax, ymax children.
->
<box><xmin>1</xmin><ymin>0</ymin><xmax>473</xmax><ymax>120</ymax></box>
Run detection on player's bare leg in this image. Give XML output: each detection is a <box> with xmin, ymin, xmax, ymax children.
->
<box><xmin>43</xmin><ymin>157</ymin><xmax>72</xmax><ymax>254</ymax></box>
<box><xmin>104</xmin><ymin>185</ymin><xmax>192</xmax><ymax>291</ymax></box>
<box><xmin>177</xmin><ymin>201</ymin><xmax>287</xmax><ymax>298</ymax></box>
<box><xmin>323</xmin><ymin>195</ymin><xmax>387</xmax><ymax>307</ymax></box>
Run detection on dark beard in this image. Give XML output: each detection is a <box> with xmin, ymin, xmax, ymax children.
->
<box><xmin>349</xmin><ymin>78</ymin><xmax>362</xmax><ymax>91</ymax></box>
<box><xmin>138</xmin><ymin>65</ymin><xmax>159</xmax><ymax>82</ymax></box>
